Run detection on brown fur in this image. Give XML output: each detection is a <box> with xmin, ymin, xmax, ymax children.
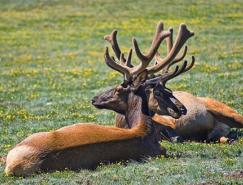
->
<box><xmin>39</xmin><ymin>136</ymin><xmax>164</xmax><ymax>172</ymax></box>
<box><xmin>197</xmin><ymin>97</ymin><xmax>243</xmax><ymax>128</ymax></box>
<box><xmin>19</xmin><ymin>123</ymin><xmax>148</xmax><ymax>152</ymax></box>
<box><xmin>152</xmin><ymin>115</ymin><xmax>176</xmax><ymax>129</ymax></box>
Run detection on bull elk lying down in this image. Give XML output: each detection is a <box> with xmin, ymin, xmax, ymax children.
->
<box><xmin>96</xmin><ymin>22</ymin><xmax>243</xmax><ymax>143</ymax></box>
<box><xmin>4</xmin><ymin>22</ymin><xmax>193</xmax><ymax>176</ymax></box>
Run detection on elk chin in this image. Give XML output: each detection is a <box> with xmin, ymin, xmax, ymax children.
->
<box><xmin>166</xmin><ymin>107</ymin><xmax>180</xmax><ymax>119</ymax></box>
<box><xmin>91</xmin><ymin>101</ymin><xmax>104</xmax><ymax>109</ymax></box>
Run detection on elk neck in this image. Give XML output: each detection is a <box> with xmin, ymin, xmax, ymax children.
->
<box><xmin>125</xmin><ymin>89</ymin><xmax>152</xmax><ymax>129</ymax></box>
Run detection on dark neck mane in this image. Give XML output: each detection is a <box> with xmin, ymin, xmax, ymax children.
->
<box><xmin>125</xmin><ymin>91</ymin><xmax>150</xmax><ymax>128</ymax></box>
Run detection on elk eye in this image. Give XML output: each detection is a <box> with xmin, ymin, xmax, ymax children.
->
<box><xmin>121</xmin><ymin>81</ymin><xmax>130</xmax><ymax>88</ymax></box>
<box><xmin>154</xmin><ymin>90</ymin><xmax>160</xmax><ymax>96</ymax></box>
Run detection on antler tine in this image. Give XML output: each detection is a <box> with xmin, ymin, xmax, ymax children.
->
<box><xmin>133</xmin><ymin>22</ymin><xmax>170</xmax><ymax>63</ymax></box>
<box><xmin>160</xmin><ymin>65</ymin><xmax>180</xmax><ymax>84</ymax></box>
<box><xmin>162</xmin><ymin>56</ymin><xmax>195</xmax><ymax>85</ymax></box>
<box><xmin>166</xmin><ymin>27</ymin><xmax>173</xmax><ymax>54</ymax></box>
<box><xmin>132</xmin><ymin>21</ymin><xmax>171</xmax><ymax>75</ymax></box>
<box><xmin>147</xmin><ymin>24</ymin><xmax>194</xmax><ymax>74</ymax></box>
<box><xmin>125</xmin><ymin>48</ymin><xmax>133</xmax><ymax>67</ymax></box>
<box><xmin>160</xmin><ymin>62</ymin><xmax>187</xmax><ymax>85</ymax></box>
<box><xmin>104</xmin><ymin>47</ymin><xmax>130</xmax><ymax>79</ymax></box>
<box><xmin>161</xmin><ymin>45</ymin><xmax>188</xmax><ymax>73</ymax></box>
<box><xmin>119</xmin><ymin>53</ymin><xmax>126</xmax><ymax>65</ymax></box>
<box><xmin>104</xmin><ymin>30</ymin><xmax>121</xmax><ymax>60</ymax></box>
<box><xmin>143</xmin><ymin>66</ymin><xmax>179</xmax><ymax>87</ymax></box>
<box><xmin>181</xmin><ymin>56</ymin><xmax>195</xmax><ymax>74</ymax></box>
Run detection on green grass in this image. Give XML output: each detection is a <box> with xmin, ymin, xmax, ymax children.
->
<box><xmin>0</xmin><ymin>0</ymin><xmax>242</xmax><ymax>184</ymax></box>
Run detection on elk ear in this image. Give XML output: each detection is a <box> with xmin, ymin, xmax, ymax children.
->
<box><xmin>133</xmin><ymin>70</ymin><xmax>148</xmax><ymax>87</ymax></box>
<box><xmin>116</xmin><ymin>86</ymin><xmax>124</xmax><ymax>93</ymax></box>
<box><xmin>116</xmin><ymin>85</ymin><xmax>130</xmax><ymax>94</ymax></box>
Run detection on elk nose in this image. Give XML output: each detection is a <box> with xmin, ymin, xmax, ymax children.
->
<box><xmin>179</xmin><ymin>106</ymin><xmax>187</xmax><ymax>115</ymax></box>
<box><xmin>91</xmin><ymin>97</ymin><xmax>97</xmax><ymax>105</ymax></box>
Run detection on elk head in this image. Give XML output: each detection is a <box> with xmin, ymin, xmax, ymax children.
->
<box><xmin>92</xmin><ymin>21</ymin><xmax>195</xmax><ymax>119</ymax></box>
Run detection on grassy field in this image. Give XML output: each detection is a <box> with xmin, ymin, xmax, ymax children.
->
<box><xmin>0</xmin><ymin>0</ymin><xmax>242</xmax><ymax>184</ymax></box>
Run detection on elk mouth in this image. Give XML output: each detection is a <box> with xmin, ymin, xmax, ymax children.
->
<box><xmin>168</xmin><ymin>96</ymin><xmax>187</xmax><ymax>117</ymax></box>
<box><xmin>166</xmin><ymin>100</ymin><xmax>187</xmax><ymax>119</ymax></box>
<box><xmin>178</xmin><ymin>106</ymin><xmax>187</xmax><ymax>115</ymax></box>
<box><xmin>91</xmin><ymin>97</ymin><xmax>103</xmax><ymax>108</ymax></box>
<box><xmin>155</xmin><ymin>95</ymin><xmax>187</xmax><ymax>119</ymax></box>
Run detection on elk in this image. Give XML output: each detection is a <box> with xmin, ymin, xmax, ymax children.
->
<box><xmin>4</xmin><ymin>69</ymin><xmax>177</xmax><ymax>178</ymax></box>
<box><xmin>149</xmin><ymin>49</ymin><xmax>243</xmax><ymax>142</ymax></box>
<box><xmin>104</xmin><ymin>23</ymin><xmax>243</xmax><ymax>143</ymax></box>
<box><xmin>4</xmin><ymin>22</ymin><xmax>189</xmax><ymax>177</ymax></box>
<box><xmin>152</xmin><ymin>25</ymin><xmax>243</xmax><ymax>142</ymax></box>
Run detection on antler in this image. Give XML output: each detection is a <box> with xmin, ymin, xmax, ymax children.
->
<box><xmin>147</xmin><ymin>24</ymin><xmax>194</xmax><ymax>74</ymax></box>
<box><xmin>104</xmin><ymin>21</ymin><xmax>170</xmax><ymax>81</ymax></box>
<box><xmin>104</xmin><ymin>22</ymin><xmax>194</xmax><ymax>84</ymax></box>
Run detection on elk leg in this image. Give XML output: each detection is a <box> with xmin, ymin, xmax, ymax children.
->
<box><xmin>207</xmin><ymin>122</ymin><xmax>231</xmax><ymax>143</ymax></box>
